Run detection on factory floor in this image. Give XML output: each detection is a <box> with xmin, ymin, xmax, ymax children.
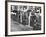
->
<box><xmin>11</xmin><ymin>19</ymin><xmax>33</xmax><ymax>32</ymax></box>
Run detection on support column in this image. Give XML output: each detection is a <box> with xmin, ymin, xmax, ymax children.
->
<box><xmin>28</xmin><ymin>16</ymin><xmax>30</xmax><ymax>26</ymax></box>
<box><xmin>20</xmin><ymin>12</ymin><xmax>22</xmax><ymax>23</ymax></box>
<box><xmin>28</xmin><ymin>12</ymin><xmax>30</xmax><ymax>27</ymax></box>
<box><xmin>28</xmin><ymin>12</ymin><xmax>31</xmax><ymax>27</ymax></box>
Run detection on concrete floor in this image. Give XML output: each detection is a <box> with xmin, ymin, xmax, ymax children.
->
<box><xmin>11</xmin><ymin>19</ymin><xmax>33</xmax><ymax>32</ymax></box>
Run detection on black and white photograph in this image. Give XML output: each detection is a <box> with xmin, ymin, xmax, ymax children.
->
<box><xmin>6</xmin><ymin>1</ymin><xmax>45</xmax><ymax>35</ymax></box>
<box><xmin>11</xmin><ymin>5</ymin><xmax>41</xmax><ymax>31</ymax></box>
